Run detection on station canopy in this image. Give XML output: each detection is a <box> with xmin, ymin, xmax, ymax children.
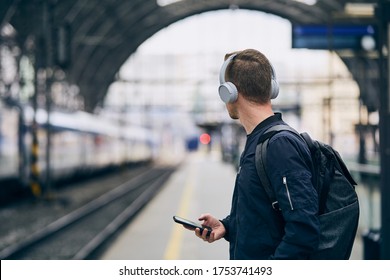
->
<box><xmin>0</xmin><ymin>0</ymin><xmax>380</xmax><ymax>112</ymax></box>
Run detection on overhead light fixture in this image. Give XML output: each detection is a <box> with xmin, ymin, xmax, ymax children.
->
<box><xmin>157</xmin><ymin>0</ymin><xmax>183</xmax><ymax>7</ymax></box>
<box><xmin>344</xmin><ymin>3</ymin><xmax>375</xmax><ymax>17</ymax></box>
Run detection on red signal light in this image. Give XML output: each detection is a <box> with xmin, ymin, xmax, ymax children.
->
<box><xmin>199</xmin><ymin>133</ymin><xmax>211</xmax><ymax>145</ymax></box>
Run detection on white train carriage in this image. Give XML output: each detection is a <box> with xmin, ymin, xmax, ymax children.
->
<box><xmin>0</xmin><ymin>98</ymin><xmax>158</xmax><ymax>187</ymax></box>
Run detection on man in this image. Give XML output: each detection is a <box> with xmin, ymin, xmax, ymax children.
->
<box><xmin>189</xmin><ymin>49</ymin><xmax>320</xmax><ymax>259</ymax></box>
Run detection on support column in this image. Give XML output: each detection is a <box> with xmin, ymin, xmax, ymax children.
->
<box><xmin>43</xmin><ymin>0</ymin><xmax>54</xmax><ymax>198</ymax></box>
<box><xmin>378</xmin><ymin>0</ymin><xmax>390</xmax><ymax>260</ymax></box>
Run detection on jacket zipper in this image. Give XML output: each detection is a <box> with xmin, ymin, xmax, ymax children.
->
<box><xmin>283</xmin><ymin>176</ymin><xmax>294</xmax><ymax>210</ymax></box>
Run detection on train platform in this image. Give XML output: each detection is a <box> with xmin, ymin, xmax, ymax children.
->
<box><xmin>100</xmin><ymin>149</ymin><xmax>363</xmax><ymax>260</ymax></box>
<box><xmin>100</xmin><ymin>149</ymin><xmax>234</xmax><ymax>260</ymax></box>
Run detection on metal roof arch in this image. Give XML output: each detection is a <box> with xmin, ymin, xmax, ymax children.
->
<box><xmin>0</xmin><ymin>0</ymin><xmax>379</xmax><ymax>111</ymax></box>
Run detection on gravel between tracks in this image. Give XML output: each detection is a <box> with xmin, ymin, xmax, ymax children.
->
<box><xmin>0</xmin><ymin>164</ymin><xmax>153</xmax><ymax>252</ymax></box>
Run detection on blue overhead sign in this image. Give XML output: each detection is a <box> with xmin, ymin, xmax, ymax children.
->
<box><xmin>292</xmin><ymin>24</ymin><xmax>377</xmax><ymax>50</ymax></box>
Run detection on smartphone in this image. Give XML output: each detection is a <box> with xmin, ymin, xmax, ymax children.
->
<box><xmin>173</xmin><ymin>216</ymin><xmax>212</xmax><ymax>237</ymax></box>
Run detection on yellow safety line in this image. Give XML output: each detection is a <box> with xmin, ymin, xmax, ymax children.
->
<box><xmin>163</xmin><ymin>165</ymin><xmax>195</xmax><ymax>260</ymax></box>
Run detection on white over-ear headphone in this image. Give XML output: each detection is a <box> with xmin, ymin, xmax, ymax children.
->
<box><xmin>218</xmin><ymin>54</ymin><xmax>279</xmax><ymax>104</ymax></box>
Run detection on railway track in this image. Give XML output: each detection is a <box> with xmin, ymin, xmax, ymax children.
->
<box><xmin>0</xmin><ymin>166</ymin><xmax>176</xmax><ymax>260</ymax></box>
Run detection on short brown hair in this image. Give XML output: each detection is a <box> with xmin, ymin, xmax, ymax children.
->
<box><xmin>224</xmin><ymin>49</ymin><xmax>273</xmax><ymax>104</ymax></box>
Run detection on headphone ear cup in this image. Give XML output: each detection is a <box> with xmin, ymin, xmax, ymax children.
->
<box><xmin>219</xmin><ymin>82</ymin><xmax>238</xmax><ymax>103</ymax></box>
<box><xmin>270</xmin><ymin>78</ymin><xmax>279</xmax><ymax>99</ymax></box>
<box><xmin>219</xmin><ymin>54</ymin><xmax>238</xmax><ymax>104</ymax></box>
<box><xmin>269</xmin><ymin>64</ymin><xmax>279</xmax><ymax>99</ymax></box>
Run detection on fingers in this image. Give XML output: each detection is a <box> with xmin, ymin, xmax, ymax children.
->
<box><xmin>195</xmin><ymin>214</ymin><xmax>224</xmax><ymax>243</ymax></box>
<box><xmin>198</xmin><ymin>213</ymin><xmax>211</xmax><ymax>222</ymax></box>
<box><xmin>195</xmin><ymin>227</ymin><xmax>214</xmax><ymax>243</ymax></box>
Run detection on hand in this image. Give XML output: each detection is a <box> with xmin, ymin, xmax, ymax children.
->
<box><xmin>195</xmin><ymin>213</ymin><xmax>225</xmax><ymax>243</ymax></box>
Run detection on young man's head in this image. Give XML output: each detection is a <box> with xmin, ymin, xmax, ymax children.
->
<box><xmin>218</xmin><ymin>49</ymin><xmax>278</xmax><ymax>105</ymax></box>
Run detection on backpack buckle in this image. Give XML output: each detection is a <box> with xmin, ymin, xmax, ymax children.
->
<box><xmin>272</xmin><ymin>201</ymin><xmax>281</xmax><ymax>211</ymax></box>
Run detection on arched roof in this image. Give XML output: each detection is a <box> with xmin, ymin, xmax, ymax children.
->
<box><xmin>0</xmin><ymin>0</ymin><xmax>380</xmax><ymax>111</ymax></box>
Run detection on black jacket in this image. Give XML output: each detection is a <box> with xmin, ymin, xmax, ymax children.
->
<box><xmin>221</xmin><ymin>113</ymin><xmax>320</xmax><ymax>259</ymax></box>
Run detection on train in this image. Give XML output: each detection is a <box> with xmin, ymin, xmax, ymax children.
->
<box><xmin>0</xmin><ymin>97</ymin><xmax>158</xmax><ymax>200</ymax></box>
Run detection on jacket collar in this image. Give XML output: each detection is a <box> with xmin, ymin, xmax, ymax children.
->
<box><xmin>249</xmin><ymin>112</ymin><xmax>283</xmax><ymax>137</ymax></box>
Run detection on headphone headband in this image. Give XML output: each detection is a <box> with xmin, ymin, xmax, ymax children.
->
<box><xmin>219</xmin><ymin>54</ymin><xmax>237</xmax><ymax>84</ymax></box>
<box><xmin>218</xmin><ymin>53</ymin><xmax>279</xmax><ymax>104</ymax></box>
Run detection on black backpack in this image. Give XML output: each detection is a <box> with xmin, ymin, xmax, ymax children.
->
<box><xmin>255</xmin><ymin>124</ymin><xmax>360</xmax><ymax>260</ymax></box>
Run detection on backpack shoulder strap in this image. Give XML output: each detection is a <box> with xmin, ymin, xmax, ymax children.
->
<box><xmin>255</xmin><ymin>137</ymin><xmax>278</xmax><ymax>209</ymax></box>
<box><xmin>255</xmin><ymin>124</ymin><xmax>300</xmax><ymax>211</ymax></box>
